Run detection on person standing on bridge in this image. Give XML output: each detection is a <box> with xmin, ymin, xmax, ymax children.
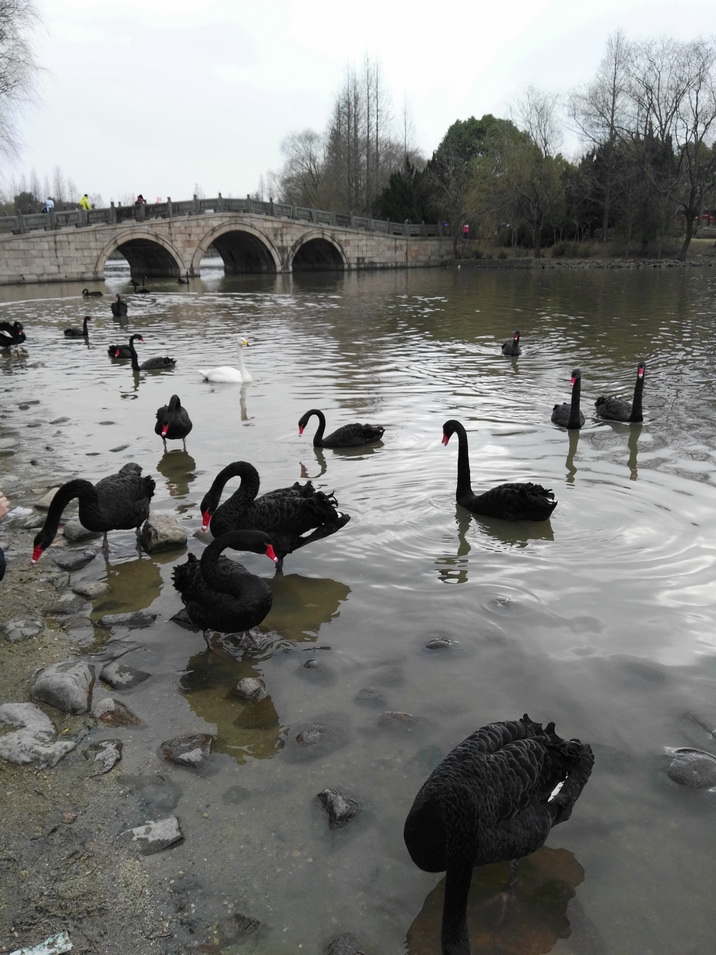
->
<box><xmin>135</xmin><ymin>194</ymin><xmax>146</xmax><ymax>205</ymax></box>
<box><xmin>43</xmin><ymin>197</ymin><xmax>54</xmax><ymax>213</ymax></box>
<box><xmin>79</xmin><ymin>194</ymin><xmax>92</xmax><ymax>211</ymax></box>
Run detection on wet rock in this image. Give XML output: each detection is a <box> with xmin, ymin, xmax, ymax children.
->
<box><xmin>0</xmin><ymin>702</ymin><xmax>77</xmax><ymax>768</ymax></box>
<box><xmin>323</xmin><ymin>934</ymin><xmax>369</xmax><ymax>955</ymax></box>
<box><xmin>297</xmin><ymin>657</ymin><xmax>337</xmax><ymax>685</ymax></box>
<box><xmin>378</xmin><ymin>710</ymin><xmax>422</xmax><ymax>732</ymax></box>
<box><xmin>666</xmin><ymin>748</ymin><xmax>716</xmax><ymax>788</ymax></box>
<box><xmin>63</xmin><ymin>519</ymin><xmax>103</xmax><ymax>542</ymax></box>
<box><xmin>119</xmin><ymin>816</ymin><xmax>184</xmax><ymax>855</ymax></box>
<box><xmin>35</xmin><ymin>487</ymin><xmax>61</xmax><ymax>509</ymax></box>
<box><xmin>424</xmin><ymin>636</ymin><xmax>454</xmax><ymax>650</ymax></box>
<box><xmin>43</xmin><ymin>592</ymin><xmax>92</xmax><ymax>615</ymax></box>
<box><xmin>233</xmin><ymin>696</ymin><xmax>279</xmax><ymax>730</ymax></box>
<box><xmin>119</xmin><ymin>773</ymin><xmax>181</xmax><ymax>816</ymax></box>
<box><xmin>84</xmin><ymin>739</ymin><xmax>123</xmax><ymax>776</ymax></box>
<box><xmin>232</xmin><ymin>677</ymin><xmax>267</xmax><ymax>701</ymax></box>
<box><xmin>284</xmin><ymin>714</ymin><xmax>351</xmax><ymax>762</ymax></box>
<box><xmin>100</xmin><ymin>659</ymin><xmax>150</xmax><ymax>690</ymax></box>
<box><xmin>92</xmin><ymin>697</ymin><xmax>142</xmax><ymax>726</ymax></box>
<box><xmin>31</xmin><ymin>660</ymin><xmax>96</xmax><ymax>714</ymax></box>
<box><xmin>72</xmin><ymin>579</ymin><xmax>111</xmax><ymax>600</ymax></box>
<box><xmin>222</xmin><ymin>785</ymin><xmax>251</xmax><ymax>805</ymax></box>
<box><xmin>139</xmin><ymin>515</ymin><xmax>188</xmax><ymax>554</ymax></box>
<box><xmin>354</xmin><ymin>686</ymin><xmax>387</xmax><ymax>707</ymax></box>
<box><xmin>49</xmin><ymin>549</ymin><xmax>97</xmax><ymax>572</ymax></box>
<box><xmin>97</xmin><ymin>610</ymin><xmax>158</xmax><ymax>630</ymax></box>
<box><xmin>59</xmin><ymin>614</ymin><xmax>96</xmax><ymax>648</ymax></box>
<box><xmin>316</xmin><ymin>788</ymin><xmax>362</xmax><ymax>829</ymax></box>
<box><xmin>160</xmin><ymin>732</ymin><xmax>214</xmax><ymax>768</ymax></box>
<box><xmin>2</xmin><ymin>616</ymin><xmax>45</xmax><ymax>643</ymax></box>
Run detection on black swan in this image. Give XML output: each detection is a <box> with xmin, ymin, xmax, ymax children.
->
<box><xmin>298</xmin><ymin>408</ymin><xmax>385</xmax><ymax>448</ymax></box>
<box><xmin>82</xmin><ymin>288</ymin><xmax>103</xmax><ymax>297</ymax></box>
<box><xmin>595</xmin><ymin>361</ymin><xmax>646</xmax><ymax>422</ymax></box>
<box><xmin>172</xmin><ymin>530</ymin><xmax>278</xmax><ymax>636</ymax></box>
<box><xmin>501</xmin><ymin>330</ymin><xmax>521</xmax><ymax>356</ymax></box>
<box><xmin>177</xmin><ymin>272</ymin><xmax>190</xmax><ymax>285</ymax></box>
<box><xmin>131</xmin><ymin>277</ymin><xmax>150</xmax><ymax>293</ymax></box>
<box><xmin>442</xmin><ymin>419</ymin><xmax>557</xmax><ymax>521</ymax></box>
<box><xmin>199</xmin><ymin>461</ymin><xmax>350</xmax><ymax>565</ymax></box>
<box><xmin>404</xmin><ymin>714</ymin><xmax>594</xmax><ymax>955</ymax></box>
<box><xmin>0</xmin><ymin>321</ymin><xmax>26</xmax><ymax>349</ymax></box>
<box><xmin>125</xmin><ymin>334</ymin><xmax>176</xmax><ymax>371</ymax></box>
<box><xmin>108</xmin><ymin>333</ymin><xmax>143</xmax><ymax>358</ymax></box>
<box><xmin>64</xmin><ymin>316</ymin><xmax>92</xmax><ymax>338</ymax></box>
<box><xmin>31</xmin><ymin>462</ymin><xmax>155</xmax><ymax>561</ymax></box>
<box><xmin>110</xmin><ymin>294</ymin><xmax>128</xmax><ymax>317</ymax></box>
<box><xmin>551</xmin><ymin>368</ymin><xmax>585</xmax><ymax>429</ymax></box>
<box><xmin>155</xmin><ymin>394</ymin><xmax>193</xmax><ymax>450</ymax></box>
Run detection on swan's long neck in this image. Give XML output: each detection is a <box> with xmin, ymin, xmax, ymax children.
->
<box><xmin>128</xmin><ymin>338</ymin><xmax>140</xmax><ymax>371</ymax></box>
<box><xmin>309</xmin><ymin>410</ymin><xmax>326</xmax><ymax>443</ymax></box>
<box><xmin>568</xmin><ymin>375</ymin><xmax>581</xmax><ymax>427</ymax></box>
<box><xmin>33</xmin><ymin>479</ymin><xmax>97</xmax><ymax>558</ymax></box>
<box><xmin>453</xmin><ymin>426</ymin><xmax>474</xmax><ymax>500</ymax></box>
<box><xmin>631</xmin><ymin>368</ymin><xmax>645</xmax><ymax>421</ymax></box>
<box><xmin>200</xmin><ymin>462</ymin><xmax>260</xmax><ymax>528</ymax></box>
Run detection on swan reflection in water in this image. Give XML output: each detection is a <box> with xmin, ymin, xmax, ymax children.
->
<box><xmin>406</xmin><ymin>846</ymin><xmax>590</xmax><ymax>955</ymax></box>
<box><xmin>627</xmin><ymin>422</ymin><xmax>643</xmax><ymax>480</ymax></box>
<box><xmin>565</xmin><ymin>429</ymin><xmax>580</xmax><ymax>484</ymax></box>
<box><xmin>155</xmin><ymin>450</ymin><xmax>197</xmax><ymax>507</ymax></box>
<box><xmin>95</xmin><ymin>552</ymin><xmax>163</xmax><ymax>614</ymax></box>
<box><xmin>436</xmin><ymin>508</ymin><xmax>555</xmax><ymax>584</ymax></box>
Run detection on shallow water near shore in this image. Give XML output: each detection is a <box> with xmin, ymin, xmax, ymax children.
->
<box><xmin>2</xmin><ymin>262</ymin><xmax>716</xmax><ymax>952</ymax></box>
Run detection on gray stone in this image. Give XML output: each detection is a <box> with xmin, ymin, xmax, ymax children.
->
<box><xmin>232</xmin><ymin>677</ymin><xmax>267</xmax><ymax>701</ymax></box>
<box><xmin>2</xmin><ymin>617</ymin><xmax>44</xmax><ymax>643</ymax></box>
<box><xmin>160</xmin><ymin>733</ymin><xmax>214</xmax><ymax>768</ymax></box>
<box><xmin>49</xmin><ymin>549</ymin><xmax>97</xmax><ymax>572</ymax></box>
<box><xmin>43</xmin><ymin>592</ymin><xmax>92</xmax><ymax>615</ymax></box>
<box><xmin>139</xmin><ymin>515</ymin><xmax>187</xmax><ymax>554</ymax></box>
<box><xmin>63</xmin><ymin>519</ymin><xmax>103</xmax><ymax>542</ymax></box>
<box><xmin>83</xmin><ymin>739</ymin><xmax>123</xmax><ymax>776</ymax></box>
<box><xmin>97</xmin><ymin>610</ymin><xmax>157</xmax><ymax>630</ymax></box>
<box><xmin>666</xmin><ymin>748</ymin><xmax>716</xmax><ymax>788</ymax></box>
<box><xmin>0</xmin><ymin>702</ymin><xmax>76</xmax><ymax>767</ymax></box>
<box><xmin>100</xmin><ymin>659</ymin><xmax>150</xmax><ymax>690</ymax></box>
<box><xmin>91</xmin><ymin>697</ymin><xmax>142</xmax><ymax>726</ymax></box>
<box><xmin>35</xmin><ymin>487</ymin><xmax>61</xmax><ymax>510</ymax></box>
<box><xmin>316</xmin><ymin>788</ymin><xmax>362</xmax><ymax>829</ymax></box>
<box><xmin>31</xmin><ymin>660</ymin><xmax>96</xmax><ymax>714</ymax></box>
<box><xmin>354</xmin><ymin>686</ymin><xmax>387</xmax><ymax>707</ymax></box>
<box><xmin>323</xmin><ymin>934</ymin><xmax>367</xmax><ymax>955</ymax></box>
<box><xmin>284</xmin><ymin>714</ymin><xmax>351</xmax><ymax>762</ymax></box>
<box><xmin>119</xmin><ymin>816</ymin><xmax>184</xmax><ymax>855</ymax></box>
<box><xmin>72</xmin><ymin>579</ymin><xmax>111</xmax><ymax>599</ymax></box>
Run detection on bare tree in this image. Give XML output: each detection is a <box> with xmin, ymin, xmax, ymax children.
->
<box><xmin>513</xmin><ymin>85</ymin><xmax>563</xmax><ymax>158</ymax></box>
<box><xmin>0</xmin><ymin>0</ymin><xmax>41</xmax><ymax>158</ymax></box>
<box><xmin>275</xmin><ymin>128</ymin><xmax>325</xmax><ymax>206</ymax></box>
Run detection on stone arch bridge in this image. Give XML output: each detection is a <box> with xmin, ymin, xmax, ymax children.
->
<box><xmin>0</xmin><ymin>196</ymin><xmax>452</xmax><ymax>286</ymax></box>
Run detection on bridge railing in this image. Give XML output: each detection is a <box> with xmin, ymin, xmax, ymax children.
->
<box><xmin>0</xmin><ymin>195</ymin><xmax>445</xmax><ymax>238</ymax></box>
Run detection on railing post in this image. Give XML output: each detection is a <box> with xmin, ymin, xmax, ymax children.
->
<box><xmin>193</xmin><ymin>194</ymin><xmax>199</xmax><ymax>215</ymax></box>
<box><xmin>217</xmin><ymin>193</ymin><xmax>224</xmax><ymax>212</ymax></box>
<box><xmin>17</xmin><ymin>213</ymin><xmax>26</xmax><ymax>234</ymax></box>
<box><xmin>109</xmin><ymin>202</ymin><xmax>117</xmax><ymax>225</ymax></box>
<box><xmin>167</xmin><ymin>197</ymin><xmax>173</xmax><ymax>218</ymax></box>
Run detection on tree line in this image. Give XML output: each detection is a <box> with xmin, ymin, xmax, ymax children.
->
<box><xmin>269</xmin><ymin>32</ymin><xmax>716</xmax><ymax>261</ymax></box>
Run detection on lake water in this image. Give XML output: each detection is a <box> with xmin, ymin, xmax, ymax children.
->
<box><xmin>2</xmin><ymin>261</ymin><xmax>716</xmax><ymax>953</ymax></box>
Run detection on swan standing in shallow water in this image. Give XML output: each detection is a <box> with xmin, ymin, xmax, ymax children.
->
<box><xmin>442</xmin><ymin>419</ymin><xmax>557</xmax><ymax>521</ymax></box>
<box><xmin>199</xmin><ymin>338</ymin><xmax>252</xmax><ymax>383</ymax></box>
<box><xmin>404</xmin><ymin>714</ymin><xmax>594</xmax><ymax>955</ymax></box>
<box><xmin>595</xmin><ymin>361</ymin><xmax>646</xmax><ymax>422</ymax></box>
<box><xmin>298</xmin><ymin>408</ymin><xmax>384</xmax><ymax>448</ymax></box>
<box><xmin>155</xmin><ymin>394</ymin><xmax>193</xmax><ymax>450</ymax></box>
<box><xmin>551</xmin><ymin>368</ymin><xmax>585</xmax><ymax>429</ymax></box>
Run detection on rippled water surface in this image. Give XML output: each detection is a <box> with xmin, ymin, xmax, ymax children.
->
<box><xmin>3</xmin><ymin>262</ymin><xmax>716</xmax><ymax>953</ymax></box>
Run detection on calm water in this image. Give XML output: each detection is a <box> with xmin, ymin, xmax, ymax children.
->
<box><xmin>2</xmin><ymin>262</ymin><xmax>716</xmax><ymax>953</ymax></box>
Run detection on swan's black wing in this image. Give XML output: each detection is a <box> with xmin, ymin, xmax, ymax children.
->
<box><xmin>465</xmin><ymin>482</ymin><xmax>557</xmax><ymax>521</ymax></box>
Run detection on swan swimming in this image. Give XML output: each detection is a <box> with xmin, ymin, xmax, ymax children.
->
<box><xmin>199</xmin><ymin>338</ymin><xmax>253</xmax><ymax>383</ymax></box>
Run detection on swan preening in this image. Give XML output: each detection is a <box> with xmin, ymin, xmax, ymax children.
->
<box><xmin>155</xmin><ymin>394</ymin><xmax>193</xmax><ymax>450</ymax></box>
<box><xmin>172</xmin><ymin>529</ymin><xmax>277</xmax><ymax>637</ymax></box>
<box><xmin>0</xmin><ymin>321</ymin><xmax>26</xmax><ymax>349</ymax></box>
<box><xmin>404</xmin><ymin>714</ymin><xmax>594</xmax><ymax>955</ymax></box>
<box><xmin>551</xmin><ymin>368</ymin><xmax>585</xmax><ymax>429</ymax></box>
<box><xmin>199</xmin><ymin>338</ymin><xmax>252</xmax><ymax>383</ymax></box>
<box><xmin>199</xmin><ymin>460</ymin><xmax>350</xmax><ymax>566</ymax></box>
<box><xmin>31</xmin><ymin>462</ymin><xmax>155</xmax><ymax>561</ymax></box>
<box><xmin>442</xmin><ymin>419</ymin><xmax>557</xmax><ymax>521</ymax></box>
<box><xmin>64</xmin><ymin>316</ymin><xmax>92</xmax><ymax>338</ymax></box>
<box><xmin>298</xmin><ymin>408</ymin><xmax>385</xmax><ymax>448</ymax></box>
<box><xmin>595</xmin><ymin>361</ymin><xmax>646</xmax><ymax>422</ymax></box>
<box><xmin>502</xmin><ymin>330</ymin><xmax>521</xmax><ymax>356</ymax></box>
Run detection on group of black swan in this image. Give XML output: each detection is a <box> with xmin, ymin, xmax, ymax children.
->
<box><xmin>19</xmin><ymin>319</ymin><xmax>604</xmax><ymax>954</ymax></box>
<box><xmin>551</xmin><ymin>361</ymin><xmax>646</xmax><ymax>428</ymax></box>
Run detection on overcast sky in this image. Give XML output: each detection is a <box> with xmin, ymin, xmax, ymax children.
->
<box><xmin>5</xmin><ymin>0</ymin><xmax>715</xmax><ymax>206</ymax></box>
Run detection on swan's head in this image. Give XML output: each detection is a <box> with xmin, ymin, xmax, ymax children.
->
<box><xmin>240</xmin><ymin>338</ymin><xmax>250</xmax><ymax>347</ymax></box>
<box><xmin>570</xmin><ymin>368</ymin><xmax>581</xmax><ymax>384</ymax></box>
<box><xmin>200</xmin><ymin>508</ymin><xmax>212</xmax><ymax>531</ymax></box>
<box><xmin>266</xmin><ymin>544</ymin><xmax>279</xmax><ymax>564</ymax></box>
<box><xmin>637</xmin><ymin>361</ymin><xmax>646</xmax><ymax>379</ymax></box>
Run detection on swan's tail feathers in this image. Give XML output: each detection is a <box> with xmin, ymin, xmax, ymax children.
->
<box><xmin>287</xmin><ymin>511</ymin><xmax>351</xmax><ymax>553</ymax></box>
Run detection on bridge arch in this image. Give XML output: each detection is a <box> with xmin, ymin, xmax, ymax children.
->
<box><xmin>193</xmin><ymin>223</ymin><xmax>281</xmax><ymax>275</ymax></box>
<box><xmin>95</xmin><ymin>230</ymin><xmax>187</xmax><ymax>279</ymax></box>
<box><xmin>288</xmin><ymin>232</ymin><xmax>347</xmax><ymax>271</ymax></box>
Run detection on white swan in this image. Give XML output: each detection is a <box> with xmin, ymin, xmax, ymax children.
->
<box><xmin>199</xmin><ymin>338</ymin><xmax>253</xmax><ymax>383</ymax></box>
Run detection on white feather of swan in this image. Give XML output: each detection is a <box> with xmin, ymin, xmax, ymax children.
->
<box><xmin>199</xmin><ymin>338</ymin><xmax>253</xmax><ymax>383</ymax></box>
